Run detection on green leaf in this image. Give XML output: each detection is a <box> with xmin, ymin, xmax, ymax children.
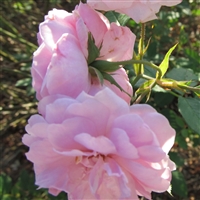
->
<box><xmin>169</xmin><ymin>152</ymin><xmax>184</xmax><ymax>167</ymax></box>
<box><xmin>143</xmin><ymin>37</ymin><xmax>151</xmax><ymax>54</ymax></box>
<box><xmin>184</xmin><ymin>48</ymin><xmax>200</xmax><ymax>64</ymax></box>
<box><xmin>101</xmin><ymin>72</ymin><xmax>131</xmax><ymax>97</ymax></box>
<box><xmin>87</xmin><ymin>33</ymin><xmax>100</xmax><ymax>64</ymax></box>
<box><xmin>104</xmin><ymin>11</ymin><xmax>130</xmax><ymax>26</ymax></box>
<box><xmin>15</xmin><ymin>78</ymin><xmax>31</xmax><ymax>87</ymax></box>
<box><xmin>0</xmin><ymin>173</ymin><xmax>12</xmax><ymax>195</ymax></box>
<box><xmin>166</xmin><ymin>68</ymin><xmax>198</xmax><ymax>87</ymax></box>
<box><xmin>157</xmin><ymin>43</ymin><xmax>178</xmax><ymax>78</ymax></box>
<box><xmin>161</xmin><ymin>109</ymin><xmax>185</xmax><ymax>131</ymax></box>
<box><xmin>178</xmin><ymin>97</ymin><xmax>200</xmax><ymax>134</ymax></box>
<box><xmin>89</xmin><ymin>67</ymin><xmax>104</xmax><ymax>86</ymax></box>
<box><xmin>154</xmin><ymin>92</ymin><xmax>174</xmax><ymax>106</ymax></box>
<box><xmin>171</xmin><ymin>171</ymin><xmax>188</xmax><ymax>198</ymax></box>
<box><xmin>91</xmin><ymin>60</ymin><xmax>121</xmax><ymax>72</ymax></box>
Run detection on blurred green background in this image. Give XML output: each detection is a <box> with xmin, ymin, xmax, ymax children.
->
<box><xmin>0</xmin><ymin>0</ymin><xmax>199</xmax><ymax>199</ymax></box>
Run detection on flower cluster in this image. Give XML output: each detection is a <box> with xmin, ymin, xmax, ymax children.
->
<box><xmin>23</xmin><ymin>1</ymin><xmax>182</xmax><ymax>199</ymax></box>
<box><xmin>32</xmin><ymin>3</ymin><xmax>135</xmax><ymax>103</ymax></box>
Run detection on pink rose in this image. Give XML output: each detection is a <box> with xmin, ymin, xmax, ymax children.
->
<box><xmin>23</xmin><ymin>88</ymin><xmax>175</xmax><ymax>199</ymax></box>
<box><xmin>87</xmin><ymin>0</ymin><xmax>182</xmax><ymax>23</ymax></box>
<box><xmin>32</xmin><ymin>3</ymin><xmax>135</xmax><ymax>103</ymax></box>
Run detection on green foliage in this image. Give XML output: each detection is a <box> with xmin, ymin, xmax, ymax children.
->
<box><xmin>171</xmin><ymin>171</ymin><xmax>188</xmax><ymax>197</ymax></box>
<box><xmin>166</xmin><ymin>68</ymin><xmax>199</xmax><ymax>87</ymax></box>
<box><xmin>0</xmin><ymin>171</ymin><xmax>68</xmax><ymax>200</ymax></box>
<box><xmin>87</xmin><ymin>33</ymin><xmax>100</xmax><ymax>64</ymax></box>
<box><xmin>105</xmin><ymin>11</ymin><xmax>130</xmax><ymax>26</ymax></box>
<box><xmin>178</xmin><ymin>97</ymin><xmax>200</xmax><ymax>134</ymax></box>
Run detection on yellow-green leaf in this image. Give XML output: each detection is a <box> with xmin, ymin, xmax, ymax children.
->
<box><xmin>157</xmin><ymin>43</ymin><xmax>178</xmax><ymax>78</ymax></box>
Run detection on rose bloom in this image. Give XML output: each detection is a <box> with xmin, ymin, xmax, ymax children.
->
<box><xmin>23</xmin><ymin>88</ymin><xmax>176</xmax><ymax>199</ymax></box>
<box><xmin>32</xmin><ymin>2</ymin><xmax>135</xmax><ymax>103</ymax></box>
<box><xmin>87</xmin><ymin>0</ymin><xmax>182</xmax><ymax>23</ymax></box>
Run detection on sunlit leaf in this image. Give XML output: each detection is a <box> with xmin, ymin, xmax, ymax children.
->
<box><xmin>136</xmin><ymin>80</ymin><xmax>155</xmax><ymax>95</ymax></box>
<box><xmin>157</xmin><ymin>43</ymin><xmax>178</xmax><ymax>78</ymax></box>
<box><xmin>143</xmin><ymin>37</ymin><xmax>151</xmax><ymax>54</ymax></box>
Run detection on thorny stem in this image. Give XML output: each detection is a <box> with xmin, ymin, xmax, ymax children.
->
<box><xmin>141</xmin><ymin>74</ymin><xmax>154</xmax><ymax>80</ymax></box>
<box><xmin>131</xmin><ymin>74</ymin><xmax>143</xmax><ymax>86</ymax></box>
<box><xmin>96</xmin><ymin>59</ymin><xmax>162</xmax><ymax>79</ymax></box>
<box><xmin>178</xmin><ymin>84</ymin><xmax>200</xmax><ymax>93</ymax></box>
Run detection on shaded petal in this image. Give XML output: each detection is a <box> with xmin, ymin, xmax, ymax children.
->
<box><xmin>110</xmin><ymin>128</ymin><xmax>138</xmax><ymax>159</ymax></box>
<box><xmin>48</xmin><ymin>117</ymin><xmax>97</xmax><ymax>151</ymax></box>
<box><xmin>76</xmin><ymin>18</ymin><xmax>89</xmax><ymax>58</ymax></box>
<box><xmin>89</xmin><ymin>157</ymin><xmax>104</xmax><ymax>194</ymax></box>
<box><xmin>31</xmin><ymin>43</ymin><xmax>52</xmax><ymax>99</ymax></box>
<box><xmin>100</xmin><ymin>23</ymin><xmax>135</xmax><ymax>61</ymax></box>
<box><xmin>113</xmin><ymin>114</ymin><xmax>154</xmax><ymax>147</ymax></box>
<box><xmin>103</xmin><ymin>158</ymin><xmax>131</xmax><ymax>198</ymax></box>
<box><xmin>104</xmin><ymin>68</ymin><xmax>133</xmax><ymax>104</ymax></box>
<box><xmin>67</xmin><ymin>97</ymin><xmax>110</xmax><ymax>136</ymax></box>
<box><xmin>38</xmin><ymin>95</ymin><xmax>73</xmax><ymax>116</ymax></box>
<box><xmin>45</xmin><ymin>34</ymin><xmax>90</xmax><ymax>97</ymax></box>
<box><xmin>74</xmin><ymin>133</ymin><xmax>116</xmax><ymax>155</ymax></box>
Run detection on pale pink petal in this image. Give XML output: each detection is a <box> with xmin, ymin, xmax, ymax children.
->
<box><xmin>104</xmin><ymin>68</ymin><xmax>133</xmax><ymax>103</ymax></box>
<box><xmin>89</xmin><ymin>157</ymin><xmax>104</xmax><ymax>194</ymax></box>
<box><xmin>76</xmin><ymin>2</ymin><xmax>108</xmax><ymax>47</ymax></box>
<box><xmin>31</xmin><ymin>43</ymin><xmax>51</xmax><ymax>100</ymax></box>
<box><xmin>113</xmin><ymin>114</ymin><xmax>154</xmax><ymax>146</ymax></box>
<box><xmin>40</xmin><ymin>9</ymin><xmax>75</xmax><ymax>50</ymax></box>
<box><xmin>142</xmin><ymin>113</ymin><xmax>176</xmax><ymax>153</ymax></box>
<box><xmin>130</xmin><ymin>103</ymin><xmax>157</xmax><ymax>116</ymax></box>
<box><xmin>137</xmin><ymin>145</ymin><xmax>166</xmax><ymax>162</ymax></box>
<box><xmin>95</xmin><ymin>87</ymin><xmax>130</xmax><ymax>116</ymax></box>
<box><xmin>37</xmin><ymin>94</ymin><xmax>67</xmax><ymax>116</ymax></box>
<box><xmin>74</xmin><ymin>133</ymin><xmax>116</xmax><ymax>155</ymax></box>
<box><xmin>110</xmin><ymin>128</ymin><xmax>138</xmax><ymax>159</ymax></box>
<box><xmin>67</xmin><ymin>98</ymin><xmax>110</xmax><ymax>136</ymax></box>
<box><xmin>100</xmin><ymin>23</ymin><xmax>136</xmax><ymax>61</ymax></box>
<box><xmin>88</xmin><ymin>0</ymin><xmax>182</xmax><ymax>23</ymax></box>
<box><xmin>103</xmin><ymin>158</ymin><xmax>131</xmax><ymax>198</ymax></box>
<box><xmin>102</xmin><ymin>0</ymin><xmax>132</xmax><ymax>9</ymax></box>
<box><xmin>116</xmin><ymin>157</ymin><xmax>171</xmax><ymax>192</ymax></box>
<box><xmin>119</xmin><ymin>2</ymin><xmax>158</xmax><ymax>23</ymax></box>
<box><xmin>48</xmin><ymin>117</ymin><xmax>97</xmax><ymax>151</ymax></box>
<box><xmin>76</xmin><ymin>18</ymin><xmax>89</xmax><ymax>58</ymax></box>
<box><xmin>45</xmin><ymin>34</ymin><xmax>90</xmax><ymax>97</ymax></box>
